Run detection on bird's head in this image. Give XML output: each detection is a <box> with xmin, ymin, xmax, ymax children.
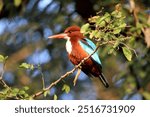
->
<box><xmin>48</xmin><ymin>25</ymin><xmax>84</xmax><ymax>40</ymax></box>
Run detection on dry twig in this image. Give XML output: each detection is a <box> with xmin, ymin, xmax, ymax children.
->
<box><xmin>73</xmin><ymin>68</ymin><xmax>81</xmax><ymax>86</ymax></box>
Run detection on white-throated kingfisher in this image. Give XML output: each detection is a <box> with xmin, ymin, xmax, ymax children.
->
<box><xmin>48</xmin><ymin>25</ymin><xmax>109</xmax><ymax>88</ymax></box>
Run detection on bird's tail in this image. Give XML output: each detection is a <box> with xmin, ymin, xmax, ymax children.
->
<box><xmin>98</xmin><ymin>73</ymin><xmax>109</xmax><ymax>88</ymax></box>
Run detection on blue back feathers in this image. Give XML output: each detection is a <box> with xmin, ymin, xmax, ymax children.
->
<box><xmin>79</xmin><ymin>38</ymin><xmax>102</xmax><ymax>65</ymax></box>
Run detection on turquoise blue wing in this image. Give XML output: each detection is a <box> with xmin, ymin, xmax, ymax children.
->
<box><xmin>79</xmin><ymin>38</ymin><xmax>102</xmax><ymax>65</ymax></box>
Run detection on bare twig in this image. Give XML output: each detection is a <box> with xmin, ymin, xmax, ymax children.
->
<box><xmin>37</xmin><ymin>65</ymin><xmax>46</xmax><ymax>90</ymax></box>
<box><xmin>73</xmin><ymin>68</ymin><xmax>81</xmax><ymax>86</ymax></box>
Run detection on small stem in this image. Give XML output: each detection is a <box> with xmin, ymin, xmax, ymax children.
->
<box><xmin>0</xmin><ymin>61</ymin><xmax>11</xmax><ymax>90</ymax></box>
<box><xmin>36</xmin><ymin>64</ymin><xmax>46</xmax><ymax>90</ymax></box>
<box><xmin>41</xmin><ymin>71</ymin><xmax>45</xmax><ymax>90</ymax></box>
<box><xmin>73</xmin><ymin>68</ymin><xmax>81</xmax><ymax>86</ymax></box>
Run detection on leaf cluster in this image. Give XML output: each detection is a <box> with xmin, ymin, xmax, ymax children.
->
<box><xmin>0</xmin><ymin>86</ymin><xmax>30</xmax><ymax>100</ymax></box>
<box><xmin>81</xmin><ymin>6</ymin><xmax>133</xmax><ymax>61</ymax></box>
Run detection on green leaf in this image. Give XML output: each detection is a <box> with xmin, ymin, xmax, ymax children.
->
<box><xmin>0</xmin><ymin>0</ymin><xmax>3</xmax><ymax>12</ymax></box>
<box><xmin>104</xmin><ymin>13</ymin><xmax>111</xmax><ymax>23</ymax></box>
<box><xmin>14</xmin><ymin>0</ymin><xmax>22</xmax><ymax>7</ymax></box>
<box><xmin>0</xmin><ymin>55</ymin><xmax>7</xmax><ymax>62</ymax></box>
<box><xmin>19</xmin><ymin>90</ymin><xmax>26</xmax><ymax>95</ymax></box>
<box><xmin>62</xmin><ymin>84</ymin><xmax>70</xmax><ymax>94</ymax></box>
<box><xmin>111</xmin><ymin>11</ymin><xmax>122</xmax><ymax>18</ymax></box>
<box><xmin>0</xmin><ymin>55</ymin><xmax>5</xmax><ymax>62</ymax></box>
<box><xmin>89</xmin><ymin>30</ymin><xmax>99</xmax><ymax>39</ymax></box>
<box><xmin>24</xmin><ymin>93</ymin><xmax>29</xmax><ymax>98</ymax></box>
<box><xmin>89</xmin><ymin>16</ymin><xmax>100</xmax><ymax>23</ymax></box>
<box><xmin>142</xmin><ymin>92</ymin><xmax>150</xmax><ymax>100</ymax></box>
<box><xmin>119</xmin><ymin>23</ymin><xmax>126</xmax><ymax>29</ymax></box>
<box><xmin>108</xmin><ymin>48</ymin><xmax>114</xmax><ymax>54</ymax></box>
<box><xmin>19</xmin><ymin>63</ymin><xmax>29</xmax><ymax>69</ymax></box>
<box><xmin>113</xmin><ymin>41</ymin><xmax>119</xmax><ymax>48</ymax></box>
<box><xmin>54</xmin><ymin>94</ymin><xmax>57</xmax><ymax>100</ymax></box>
<box><xmin>122</xmin><ymin>47</ymin><xmax>132</xmax><ymax>61</ymax></box>
<box><xmin>96</xmin><ymin>17</ymin><xmax>106</xmax><ymax>27</ymax></box>
<box><xmin>113</xmin><ymin>28</ymin><xmax>121</xmax><ymax>34</ymax></box>
<box><xmin>81</xmin><ymin>23</ymin><xmax>90</xmax><ymax>34</ymax></box>
<box><xmin>19</xmin><ymin>63</ymin><xmax>34</xmax><ymax>70</ymax></box>
<box><xmin>44</xmin><ymin>91</ymin><xmax>49</xmax><ymax>97</ymax></box>
<box><xmin>12</xmin><ymin>88</ymin><xmax>19</xmax><ymax>93</ymax></box>
<box><xmin>23</xmin><ymin>86</ymin><xmax>29</xmax><ymax>91</ymax></box>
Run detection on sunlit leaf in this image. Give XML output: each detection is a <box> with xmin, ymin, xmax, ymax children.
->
<box><xmin>119</xmin><ymin>23</ymin><xmax>126</xmax><ymax>29</ymax></box>
<box><xmin>54</xmin><ymin>94</ymin><xmax>57</xmax><ymax>100</ymax></box>
<box><xmin>12</xmin><ymin>88</ymin><xmax>19</xmax><ymax>93</ymax></box>
<box><xmin>0</xmin><ymin>0</ymin><xmax>3</xmax><ymax>12</ymax></box>
<box><xmin>113</xmin><ymin>28</ymin><xmax>121</xmax><ymax>34</ymax></box>
<box><xmin>24</xmin><ymin>93</ymin><xmax>29</xmax><ymax>98</ymax></box>
<box><xmin>44</xmin><ymin>91</ymin><xmax>49</xmax><ymax>97</ymax></box>
<box><xmin>142</xmin><ymin>92</ymin><xmax>150</xmax><ymax>100</ymax></box>
<box><xmin>81</xmin><ymin>23</ymin><xmax>90</xmax><ymax>34</ymax></box>
<box><xmin>19</xmin><ymin>63</ymin><xmax>34</xmax><ymax>70</ymax></box>
<box><xmin>0</xmin><ymin>55</ymin><xmax>5</xmax><ymax>62</ymax></box>
<box><xmin>62</xmin><ymin>84</ymin><xmax>70</xmax><ymax>94</ymax></box>
<box><xmin>88</xmin><ymin>16</ymin><xmax>100</xmax><ymax>23</ymax></box>
<box><xmin>0</xmin><ymin>55</ymin><xmax>8</xmax><ymax>63</ymax></box>
<box><xmin>14</xmin><ymin>0</ymin><xmax>22</xmax><ymax>7</ymax></box>
<box><xmin>23</xmin><ymin>86</ymin><xmax>29</xmax><ymax>91</ymax></box>
<box><xmin>122</xmin><ymin>47</ymin><xmax>132</xmax><ymax>61</ymax></box>
<box><xmin>19</xmin><ymin>90</ymin><xmax>26</xmax><ymax>95</ymax></box>
<box><xmin>104</xmin><ymin>13</ymin><xmax>111</xmax><ymax>23</ymax></box>
<box><xmin>89</xmin><ymin>30</ymin><xmax>99</xmax><ymax>39</ymax></box>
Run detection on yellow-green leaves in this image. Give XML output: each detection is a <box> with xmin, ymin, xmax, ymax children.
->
<box><xmin>81</xmin><ymin>23</ymin><xmax>90</xmax><ymax>34</ymax></box>
<box><xmin>0</xmin><ymin>0</ymin><xmax>3</xmax><ymax>12</ymax></box>
<box><xmin>54</xmin><ymin>94</ymin><xmax>58</xmax><ymax>100</ymax></box>
<box><xmin>19</xmin><ymin>63</ymin><xmax>34</xmax><ymax>70</ymax></box>
<box><xmin>81</xmin><ymin>7</ymin><xmax>127</xmax><ymax>41</ymax></box>
<box><xmin>142</xmin><ymin>91</ymin><xmax>150</xmax><ymax>100</ymax></box>
<box><xmin>14</xmin><ymin>0</ymin><xmax>22</xmax><ymax>7</ymax></box>
<box><xmin>0</xmin><ymin>55</ymin><xmax>8</xmax><ymax>63</ymax></box>
<box><xmin>0</xmin><ymin>55</ymin><xmax>5</xmax><ymax>62</ymax></box>
<box><xmin>43</xmin><ymin>90</ymin><xmax>49</xmax><ymax>97</ymax></box>
<box><xmin>0</xmin><ymin>86</ymin><xmax>30</xmax><ymax>99</ymax></box>
<box><xmin>62</xmin><ymin>84</ymin><xmax>70</xmax><ymax>94</ymax></box>
<box><xmin>122</xmin><ymin>47</ymin><xmax>132</xmax><ymax>61</ymax></box>
<box><xmin>96</xmin><ymin>12</ymin><xmax>111</xmax><ymax>27</ymax></box>
<box><xmin>80</xmin><ymin>5</ymin><xmax>135</xmax><ymax>62</ymax></box>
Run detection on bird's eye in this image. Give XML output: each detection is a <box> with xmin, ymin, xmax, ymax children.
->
<box><xmin>68</xmin><ymin>31</ymin><xmax>72</xmax><ymax>33</ymax></box>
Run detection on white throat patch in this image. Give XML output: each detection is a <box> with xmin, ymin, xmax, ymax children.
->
<box><xmin>65</xmin><ymin>37</ymin><xmax>72</xmax><ymax>54</ymax></box>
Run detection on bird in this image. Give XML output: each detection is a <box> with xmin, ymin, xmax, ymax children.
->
<box><xmin>48</xmin><ymin>25</ymin><xmax>109</xmax><ymax>88</ymax></box>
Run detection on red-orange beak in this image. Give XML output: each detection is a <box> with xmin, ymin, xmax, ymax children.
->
<box><xmin>48</xmin><ymin>33</ymin><xmax>67</xmax><ymax>39</ymax></box>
